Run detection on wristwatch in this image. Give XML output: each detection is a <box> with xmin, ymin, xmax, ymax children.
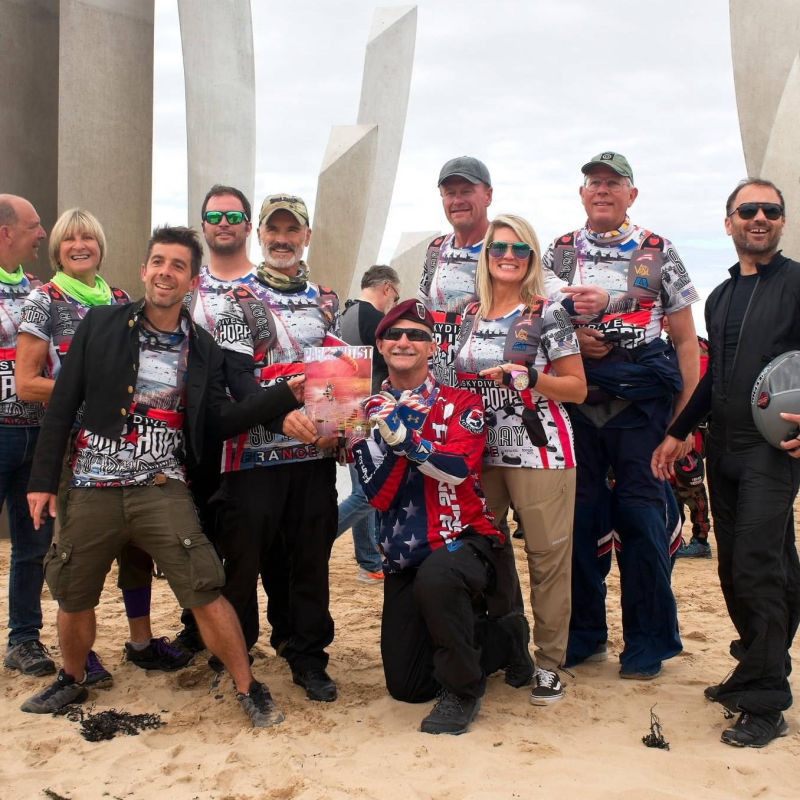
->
<box><xmin>509</xmin><ymin>369</ymin><xmax>529</xmax><ymax>391</ymax></box>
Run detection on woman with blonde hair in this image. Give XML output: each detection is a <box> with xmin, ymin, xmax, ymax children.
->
<box><xmin>16</xmin><ymin>208</ymin><xmax>190</xmax><ymax>687</ymax></box>
<box><xmin>454</xmin><ymin>213</ymin><xmax>586</xmax><ymax>705</ymax></box>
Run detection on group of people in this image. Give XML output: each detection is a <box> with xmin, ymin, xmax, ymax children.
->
<box><xmin>1</xmin><ymin>148</ymin><xmax>799</xmax><ymax>747</ymax></box>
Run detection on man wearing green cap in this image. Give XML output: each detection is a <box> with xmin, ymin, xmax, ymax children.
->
<box><xmin>543</xmin><ymin>152</ymin><xmax>700</xmax><ymax>680</ymax></box>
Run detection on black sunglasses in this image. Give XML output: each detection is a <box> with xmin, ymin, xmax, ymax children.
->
<box><xmin>381</xmin><ymin>327</ymin><xmax>433</xmax><ymax>342</ymax></box>
<box><xmin>203</xmin><ymin>210</ymin><xmax>249</xmax><ymax>225</ymax></box>
<box><xmin>729</xmin><ymin>202</ymin><xmax>784</xmax><ymax>221</ymax></box>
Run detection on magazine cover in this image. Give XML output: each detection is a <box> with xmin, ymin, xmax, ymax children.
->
<box><xmin>303</xmin><ymin>345</ymin><xmax>373</xmax><ymax>444</ymax></box>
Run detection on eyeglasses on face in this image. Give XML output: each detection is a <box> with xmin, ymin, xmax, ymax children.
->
<box><xmin>203</xmin><ymin>210</ymin><xmax>249</xmax><ymax>225</ymax></box>
<box><xmin>381</xmin><ymin>327</ymin><xmax>433</xmax><ymax>342</ymax></box>
<box><xmin>487</xmin><ymin>241</ymin><xmax>533</xmax><ymax>260</ymax></box>
<box><xmin>729</xmin><ymin>202</ymin><xmax>784</xmax><ymax>221</ymax></box>
<box><xmin>583</xmin><ymin>177</ymin><xmax>627</xmax><ymax>193</ymax></box>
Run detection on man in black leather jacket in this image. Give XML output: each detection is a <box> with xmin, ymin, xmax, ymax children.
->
<box><xmin>22</xmin><ymin>226</ymin><xmax>300</xmax><ymax>727</ymax></box>
<box><xmin>653</xmin><ymin>179</ymin><xmax>800</xmax><ymax>748</ymax></box>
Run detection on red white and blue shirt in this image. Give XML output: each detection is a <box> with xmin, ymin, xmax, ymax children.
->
<box><xmin>352</xmin><ymin>374</ymin><xmax>500</xmax><ymax>573</ymax></box>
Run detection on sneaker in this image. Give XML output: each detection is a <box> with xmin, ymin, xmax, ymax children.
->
<box><xmin>125</xmin><ymin>637</ymin><xmax>193</xmax><ymax>671</ymax></box>
<box><xmin>356</xmin><ymin>568</ymin><xmax>385</xmax><ymax>584</ymax></box>
<box><xmin>586</xmin><ymin>643</ymin><xmax>608</xmax><ymax>662</ymax></box>
<box><xmin>20</xmin><ymin>669</ymin><xmax>88</xmax><ymax>714</ymax></box>
<box><xmin>620</xmin><ymin>666</ymin><xmax>661</xmax><ymax>680</ymax></box>
<box><xmin>497</xmin><ymin>612</ymin><xmax>535</xmax><ymax>688</ymax></box>
<box><xmin>675</xmin><ymin>538</ymin><xmax>712</xmax><ymax>559</ymax></box>
<box><xmin>4</xmin><ymin>640</ymin><xmax>56</xmax><ymax>677</ymax></box>
<box><xmin>721</xmin><ymin>711</ymin><xmax>788</xmax><ymax>748</ymax></box>
<box><xmin>236</xmin><ymin>680</ymin><xmax>285</xmax><ymax>728</ymax></box>
<box><xmin>174</xmin><ymin>627</ymin><xmax>206</xmax><ymax>654</ymax></box>
<box><xmin>704</xmin><ymin>682</ymin><xmax>723</xmax><ymax>701</ymax></box>
<box><xmin>84</xmin><ymin>650</ymin><xmax>113</xmax><ymax>688</ymax></box>
<box><xmin>530</xmin><ymin>667</ymin><xmax>564</xmax><ymax>705</ymax></box>
<box><xmin>420</xmin><ymin>690</ymin><xmax>480</xmax><ymax>735</ymax></box>
<box><xmin>292</xmin><ymin>667</ymin><xmax>337</xmax><ymax>702</ymax></box>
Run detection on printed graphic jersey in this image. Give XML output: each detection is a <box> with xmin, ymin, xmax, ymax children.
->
<box><xmin>187</xmin><ymin>264</ymin><xmax>259</xmax><ymax>334</ymax></box>
<box><xmin>214</xmin><ymin>277</ymin><xmax>340</xmax><ymax>470</ymax></box>
<box><xmin>542</xmin><ymin>225</ymin><xmax>698</xmax><ymax>347</ymax></box>
<box><xmin>352</xmin><ymin>375</ymin><xmax>499</xmax><ymax>573</ymax></box>
<box><xmin>455</xmin><ymin>301</ymin><xmax>578</xmax><ymax>469</ymax></box>
<box><xmin>0</xmin><ymin>273</ymin><xmax>44</xmax><ymax>425</ymax></box>
<box><xmin>71</xmin><ymin>321</ymin><xmax>189</xmax><ymax>487</ymax></box>
<box><xmin>20</xmin><ymin>282</ymin><xmax>130</xmax><ymax>382</ymax></box>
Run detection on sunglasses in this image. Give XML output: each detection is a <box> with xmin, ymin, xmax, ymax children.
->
<box><xmin>203</xmin><ymin>210</ymin><xmax>249</xmax><ymax>225</ymax></box>
<box><xmin>381</xmin><ymin>327</ymin><xmax>433</xmax><ymax>342</ymax></box>
<box><xmin>487</xmin><ymin>241</ymin><xmax>533</xmax><ymax>259</ymax></box>
<box><xmin>729</xmin><ymin>202</ymin><xmax>784</xmax><ymax>221</ymax></box>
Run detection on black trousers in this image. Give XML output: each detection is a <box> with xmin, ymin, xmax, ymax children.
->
<box><xmin>381</xmin><ymin>532</ymin><xmax>515</xmax><ymax>702</ymax></box>
<box><xmin>706</xmin><ymin>434</ymin><xmax>800</xmax><ymax>714</ymax></box>
<box><xmin>215</xmin><ymin>458</ymin><xmax>337</xmax><ymax>670</ymax></box>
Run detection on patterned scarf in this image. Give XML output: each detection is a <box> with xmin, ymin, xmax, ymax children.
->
<box><xmin>256</xmin><ymin>260</ymin><xmax>309</xmax><ymax>293</ymax></box>
<box><xmin>585</xmin><ymin>215</ymin><xmax>632</xmax><ymax>246</ymax></box>
<box><xmin>52</xmin><ymin>270</ymin><xmax>112</xmax><ymax>306</ymax></box>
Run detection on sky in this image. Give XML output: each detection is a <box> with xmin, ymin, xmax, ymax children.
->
<box><xmin>152</xmin><ymin>0</ymin><xmax>748</xmax><ymax>333</ymax></box>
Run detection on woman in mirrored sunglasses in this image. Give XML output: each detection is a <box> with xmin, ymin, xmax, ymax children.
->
<box><xmin>453</xmin><ymin>213</ymin><xmax>587</xmax><ymax>705</ymax></box>
<box><xmin>14</xmin><ymin>209</ymin><xmax>177</xmax><ymax>687</ymax></box>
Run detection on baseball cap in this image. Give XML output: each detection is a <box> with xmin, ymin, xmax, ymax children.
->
<box><xmin>258</xmin><ymin>194</ymin><xmax>309</xmax><ymax>226</ymax></box>
<box><xmin>581</xmin><ymin>152</ymin><xmax>634</xmax><ymax>183</ymax></box>
<box><xmin>438</xmin><ymin>156</ymin><xmax>492</xmax><ymax>187</ymax></box>
<box><xmin>375</xmin><ymin>299</ymin><xmax>435</xmax><ymax>339</ymax></box>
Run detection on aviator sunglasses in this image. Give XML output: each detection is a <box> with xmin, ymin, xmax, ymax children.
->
<box><xmin>487</xmin><ymin>241</ymin><xmax>533</xmax><ymax>259</ymax></box>
<box><xmin>729</xmin><ymin>202</ymin><xmax>784</xmax><ymax>221</ymax></box>
<box><xmin>203</xmin><ymin>210</ymin><xmax>249</xmax><ymax>225</ymax></box>
<box><xmin>381</xmin><ymin>327</ymin><xmax>433</xmax><ymax>342</ymax></box>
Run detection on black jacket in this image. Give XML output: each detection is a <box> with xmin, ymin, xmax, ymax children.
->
<box><xmin>28</xmin><ymin>299</ymin><xmax>299</xmax><ymax>494</ymax></box>
<box><xmin>670</xmin><ymin>251</ymin><xmax>800</xmax><ymax>448</ymax></box>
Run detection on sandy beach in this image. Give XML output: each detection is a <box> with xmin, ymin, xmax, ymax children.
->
<box><xmin>2</xmin><ymin>503</ymin><xmax>799</xmax><ymax>800</ymax></box>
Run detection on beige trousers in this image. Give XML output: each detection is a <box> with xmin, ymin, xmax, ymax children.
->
<box><xmin>481</xmin><ymin>465</ymin><xmax>575</xmax><ymax>670</ymax></box>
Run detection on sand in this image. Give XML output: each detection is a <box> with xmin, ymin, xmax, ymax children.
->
<box><xmin>2</xmin><ymin>508</ymin><xmax>799</xmax><ymax>800</ymax></box>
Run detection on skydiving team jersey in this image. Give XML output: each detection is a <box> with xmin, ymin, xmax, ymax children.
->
<box><xmin>454</xmin><ymin>301</ymin><xmax>578</xmax><ymax>469</ymax></box>
<box><xmin>0</xmin><ymin>272</ymin><xmax>44</xmax><ymax>425</ymax></box>
<box><xmin>187</xmin><ymin>264</ymin><xmax>259</xmax><ymax>334</ymax></box>
<box><xmin>214</xmin><ymin>277</ymin><xmax>340</xmax><ymax>470</ymax></box>
<box><xmin>19</xmin><ymin>282</ymin><xmax>130</xmax><ymax>382</ymax></box>
<box><xmin>71</xmin><ymin>321</ymin><xmax>189</xmax><ymax>487</ymax></box>
<box><xmin>352</xmin><ymin>375</ymin><xmax>499</xmax><ymax>573</ymax></box>
<box><xmin>542</xmin><ymin>225</ymin><xmax>699</xmax><ymax>346</ymax></box>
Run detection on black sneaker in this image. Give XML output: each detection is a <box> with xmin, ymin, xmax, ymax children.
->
<box><xmin>420</xmin><ymin>690</ymin><xmax>480</xmax><ymax>735</ymax></box>
<box><xmin>529</xmin><ymin>667</ymin><xmax>564</xmax><ymax>705</ymax></box>
<box><xmin>497</xmin><ymin>612</ymin><xmax>535</xmax><ymax>688</ymax></box>
<box><xmin>174</xmin><ymin>627</ymin><xmax>206</xmax><ymax>654</ymax></box>
<box><xmin>84</xmin><ymin>650</ymin><xmax>113</xmax><ymax>688</ymax></box>
<box><xmin>20</xmin><ymin>670</ymin><xmax>88</xmax><ymax>714</ymax></box>
<box><xmin>704</xmin><ymin>683</ymin><xmax>722</xmax><ymax>701</ymax></box>
<box><xmin>4</xmin><ymin>640</ymin><xmax>56</xmax><ymax>677</ymax></box>
<box><xmin>236</xmin><ymin>680</ymin><xmax>285</xmax><ymax>728</ymax></box>
<box><xmin>292</xmin><ymin>667</ymin><xmax>337</xmax><ymax>702</ymax></box>
<box><xmin>125</xmin><ymin>637</ymin><xmax>193</xmax><ymax>671</ymax></box>
<box><xmin>721</xmin><ymin>711</ymin><xmax>788</xmax><ymax>748</ymax></box>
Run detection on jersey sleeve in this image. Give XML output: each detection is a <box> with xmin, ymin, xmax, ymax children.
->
<box><xmin>18</xmin><ymin>287</ymin><xmax>53</xmax><ymax>342</ymax></box>
<box><xmin>660</xmin><ymin>238</ymin><xmax>699</xmax><ymax>313</ymax></box>
<box><xmin>541</xmin><ymin>300</ymin><xmax>581</xmax><ymax>362</ymax></box>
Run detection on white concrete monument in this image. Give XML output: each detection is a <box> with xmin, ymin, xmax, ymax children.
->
<box><xmin>390</xmin><ymin>231</ymin><xmax>440</xmax><ymax>301</ymax></box>
<box><xmin>730</xmin><ymin>0</ymin><xmax>800</xmax><ymax>253</ymax></box>
<box><xmin>177</xmin><ymin>0</ymin><xmax>256</xmax><ymax>236</ymax></box>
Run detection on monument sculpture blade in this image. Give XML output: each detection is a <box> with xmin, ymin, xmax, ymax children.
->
<box><xmin>178</xmin><ymin>0</ymin><xmax>255</xmax><ymax>240</ymax></box>
<box><xmin>390</xmin><ymin>231</ymin><xmax>440</xmax><ymax>300</ymax></box>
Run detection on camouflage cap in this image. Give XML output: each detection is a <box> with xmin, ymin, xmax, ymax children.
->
<box><xmin>581</xmin><ymin>152</ymin><xmax>634</xmax><ymax>183</ymax></box>
<box><xmin>258</xmin><ymin>194</ymin><xmax>309</xmax><ymax>226</ymax></box>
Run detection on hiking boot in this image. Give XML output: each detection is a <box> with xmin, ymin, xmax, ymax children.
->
<box><xmin>174</xmin><ymin>627</ymin><xmax>205</xmax><ymax>654</ymax></box>
<box><xmin>721</xmin><ymin>711</ymin><xmax>788</xmax><ymax>748</ymax></box>
<box><xmin>356</xmin><ymin>568</ymin><xmax>385</xmax><ymax>584</ymax></box>
<box><xmin>236</xmin><ymin>680</ymin><xmax>285</xmax><ymax>728</ymax></box>
<box><xmin>704</xmin><ymin>682</ymin><xmax>723</xmax><ymax>701</ymax></box>
<box><xmin>420</xmin><ymin>690</ymin><xmax>481</xmax><ymax>735</ymax></box>
<box><xmin>498</xmin><ymin>612</ymin><xmax>535</xmax><ymax>688</ymax></box>
<box><xmin>4</xmin><ymin>640</ymin><xmax>56</xmax><ymax>677</ymax></box>
<box><xmin>20</xmin><ymin>670</ymin><xmax>88</xmax><ymax>714</ymax></box>
<box><xmin>529</xmin><ymin>667</ymin><xmax>564</xmax><ymax>705</ymax></box>
<box><xmin>676</xmin><ymin>538</ymin><xmax>712</xmax><ymax>559</ymax></box>
<box><xmin>292</xmin><ymin>667</ymin><xmax>337</xmax><ymax>702</ymax></box>
<box><xmin>125</xmin><ymin>637</ymin><xmax>193</xmax><ymax>671</ymax></box>
<box><xmin>586</xmin><ymin>643</ymin><xmax>608</xmax><ymax>662</ymax></box>
<box><xmin>84</xmin><ymin>650</ymin><xmax>113</xmax><ymax>688</ymax></box>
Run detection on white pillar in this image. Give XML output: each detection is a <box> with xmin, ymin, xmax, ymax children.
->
<box><xmin>390</xmin><ymin>230</ymin><xmax>440</xmax><ymax>301</ymax></box>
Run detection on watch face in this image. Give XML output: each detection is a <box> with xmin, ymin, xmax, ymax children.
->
<box><xmin>511</xmin><ymin>369</ymin><xmax>529</xmax><ymax>391</ymax></box>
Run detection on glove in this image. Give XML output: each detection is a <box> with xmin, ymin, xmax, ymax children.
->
<box><xmin>395</xmin><ymin>390</ymin><xmax>430</xmax><ymax>431</ymax></box>
<box><xmin>364</xmin><ymin>391</ymin><xmax>396</xmax><ymax>420</ymax></box>
<box><xmin>371</xmin><ymin>404</ymin><xmax>410</xmax><ymax>448</ymax></box>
